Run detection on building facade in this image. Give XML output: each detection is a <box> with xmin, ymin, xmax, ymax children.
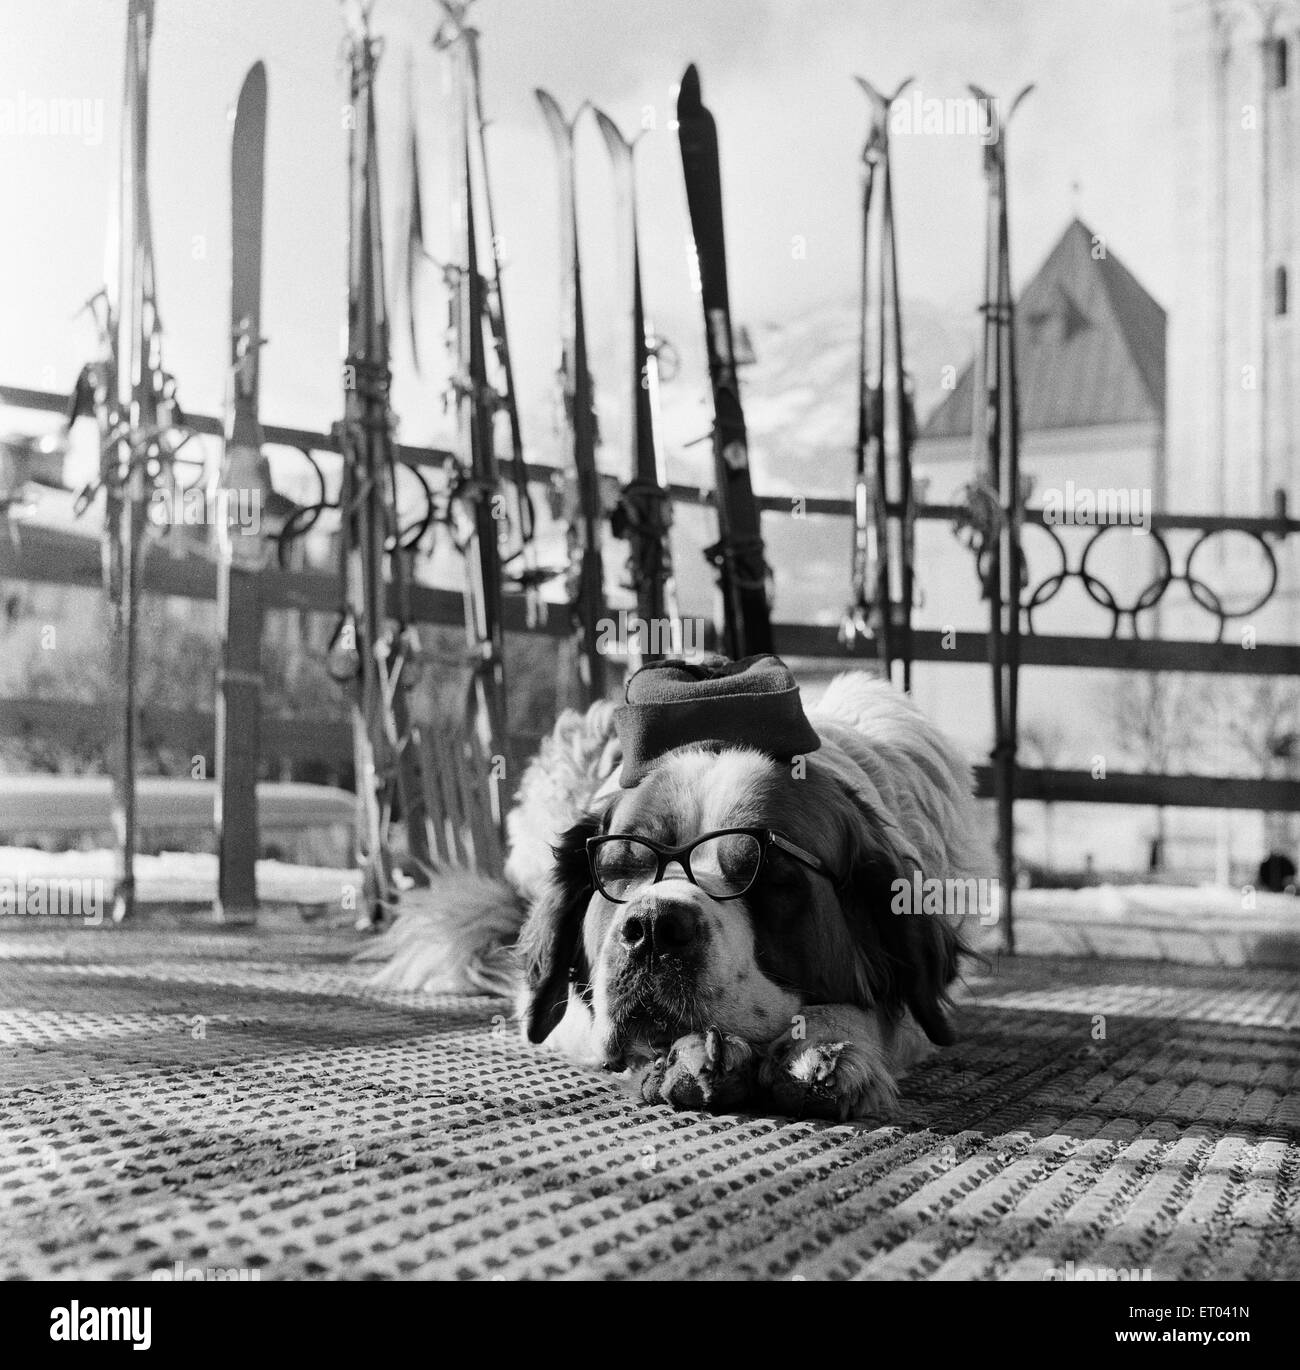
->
<box><xmin>1170</xmin><ymin>0</ymin><xmax>1300</xmax><ymax>524</ymax></box>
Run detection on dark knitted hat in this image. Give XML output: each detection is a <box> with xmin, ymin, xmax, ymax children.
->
<box><xmin>614</xmin><ymin>653</ymin><xmax>820</xmax><ymax>787</ymax></box>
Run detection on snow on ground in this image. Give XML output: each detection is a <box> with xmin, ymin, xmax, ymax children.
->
<box><xmin>0</xmin><ymin>847</ymin><xmax>360</xmax><ymax>909</ymax></box>
<box><xmin>1012</xmin><ymin>884</ymin><xmax>1300</xmax><ymax>967</ymax></box>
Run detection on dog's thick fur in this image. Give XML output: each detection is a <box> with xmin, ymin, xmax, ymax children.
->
<box><xmin>366</xmin><ymin>674</ymin><xmax>989</xmax><ymax>1120</ymax></box>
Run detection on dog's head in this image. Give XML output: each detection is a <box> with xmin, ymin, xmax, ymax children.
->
<box><xmin>517</xmin><ymin>741</ymin><xmax>965</xmax><ymax>1068</ymax></box>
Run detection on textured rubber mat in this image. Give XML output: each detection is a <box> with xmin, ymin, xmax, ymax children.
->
<box><xmin>1</xmin><ymin>923</ymin><xmax>1297</xmax><ymax>1281</ymax></box>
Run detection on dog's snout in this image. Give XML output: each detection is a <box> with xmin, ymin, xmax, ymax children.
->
<box><xmin>619</xmin><ymin>897</ymin><xmax>700</xmax><ymax>956</ymax></box>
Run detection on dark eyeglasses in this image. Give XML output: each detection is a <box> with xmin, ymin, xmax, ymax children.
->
<box><xmin>586</xmin><ymin>827</ymin><xmax>839</xmax><ymax>904</ymax></box>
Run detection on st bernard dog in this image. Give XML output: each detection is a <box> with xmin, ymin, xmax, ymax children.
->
<box><xmin>368</xmin><ymin>661</ymin><xmax>990</xmax><ymax>1122</ymax></box>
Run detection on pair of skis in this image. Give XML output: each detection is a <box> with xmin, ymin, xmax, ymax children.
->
<box><xmin>534</xmin><ymin>92</ymin><xmax>608</xmax><ymax>702</ymax></box>
<box><xmin>428</xmin><ymin>0</ymin><xmax>517</xmax><ymax>845</ymax></box>
<box><xmin>439</xmin><ymin>14</ymin><xmax>544</xmax><ymax>633</ymax></box>
<box><xmin>840</xmin><ymin>77</ymin><xmax>917</xmax><ymax>691</ymax></box>
<box><xmin>67</xmin><ymin>0</ymin><xmax>191</xmax><ymax>923</ymax></box>
<box><xmin>594</xmin><ymin>110</ymin><xmax>680</xmax><ymax>670</ymax></box>
<box><xmin>970</xmin><ymin>83</ymin><xmax>1033</xmax><ymax>953</ymax></box>
<box><xmin>330</xmin><ymin>0</ymin><xmax>435</xmax><ymax>924</ymax></box>
<box><xmin>424</xmin><ymin>8</ymin><xmax>680</xmax><ymax>747</ymax></box>
<box><xmin>535</xmin><ymin>66</ymin><xmax>761</xmax><ymax>680</ymax></box>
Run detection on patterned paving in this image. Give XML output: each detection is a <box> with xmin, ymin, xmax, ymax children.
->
<box><xmin>1</xmin><ymin>921</ymin><xmax>1297</xmax><ymax>1280</ymax></box>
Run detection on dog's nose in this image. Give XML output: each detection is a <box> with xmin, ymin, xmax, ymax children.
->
<box><xmin>619</xmin><ymin>897</ymin><xmax>700</xmax><ymax>956</ymax></box>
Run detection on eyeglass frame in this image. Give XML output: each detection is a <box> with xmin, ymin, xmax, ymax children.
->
<box><xmin>585</xmin><ymin>827</ymin><xmax>840</xmax><ymax>904</ymax></box>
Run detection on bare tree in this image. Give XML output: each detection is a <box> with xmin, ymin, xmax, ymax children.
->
<box><xmin>1103</xmin><ymin>673</ymin><xmax>1215</xmax><ymax>872</ymax></box>
<box><xmin>1209</xmin><ymin>678</ymin><xmax>1300</xmax><ymax>857</ymax></box>
<box><xmin>1019</xmin><ymin>713</ymin><xmax>1069</xmax><ymax>873</ymax></box>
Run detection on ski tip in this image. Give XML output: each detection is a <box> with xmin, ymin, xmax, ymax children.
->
<box><xmin>235</xmin><ymin>61</ymin><xmax>267</xmax><ymax>122</ymax></box>
<box><xmin>591</xmin><ymin>105</ymin><xmax>631</xmax><ymax>158</ymax></box>
<box><xmin>1010</xmin><ymin>83</ymin><xmax>1036</xmax><ymax>117</ymax></box>
<box><xmin>854</xmin><ymin>74</ymin><xmax>913</xmax><ymax>108</ymax></box>
<box><xmin>535</xmin><ymin>86</ymin><xmax>565</xmax><ymax>129</ymax></box>
<box><xmin>678</xmin><ymin>63</ymin><xmax>702</xmax><ymax>109</ymax></box>
<box><xmin>853</xmin><ymin>74</ymin><xmax>884</xmax><ymax>108</ymax></box>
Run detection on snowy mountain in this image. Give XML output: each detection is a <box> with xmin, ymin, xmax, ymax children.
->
<box><xmin>640</xmin><ymin>294</ymin><xmax>977</xmax><ymax>624</ymax></box>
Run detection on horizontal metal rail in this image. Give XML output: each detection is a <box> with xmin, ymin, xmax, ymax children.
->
<box><xmin>12</xmin><ymin>384</ymin><xmax>1300</xmax><ymax>533</ymax></box>
<box><xmin>0</xmin><ymin>696</ymin><xmax>544</xmax><ymax>773</ymax></box>
<box><xmin>0</xmin><ymin>697</ymin><xmax>354</xmax><ymax>763</ymax></box>
<box><xmin>973</xmin><ymin>765</ymin><xmax>1300</xmax><ymax>812</ymax></box>
<box><xmin>777</xmin><ymin>623</ymin><xmax>1300</xmax><ymax>675</ymax></box>
<box><xmin>0</xmin><ymin>776</ymin><xmax>356</xmax><ymax>833</ymax></box>
<box><xmin>0</xmin><ymin>521</ymin><xmax>573</xmax><ymax>636</ymax></box>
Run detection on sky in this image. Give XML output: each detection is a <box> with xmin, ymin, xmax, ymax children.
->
<box><xmin>0</xmin><ymin>0</ymin><xmax>1176</xmax><ymax>468</ymax></box>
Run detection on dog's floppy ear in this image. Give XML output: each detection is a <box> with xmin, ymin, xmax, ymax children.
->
<box><xmin>516</xmin><ymin>813</ymin><xmax>600</xmax><ymax>1043</ymax></box>
<box><xmin>839</xmin><ymin>809</ymin><xmax>965</xmax><ymax>1046</ymax></box>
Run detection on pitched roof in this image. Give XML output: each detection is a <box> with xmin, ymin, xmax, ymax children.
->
<box><xmin>921</xmin><ymin>218</ymin><xmax>1166</xmax><ymax>439</ymax></box>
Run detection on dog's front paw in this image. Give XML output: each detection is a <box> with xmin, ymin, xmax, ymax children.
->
<box><xmin>760</xmin><ymin>1027</ymin><xmax>898</xmax><ymax>1122</ymax></box>
<box><xmin>640</xmin><ymin>1027</ymin><xmax>757</xmax><ymax>1113</ymax></box>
